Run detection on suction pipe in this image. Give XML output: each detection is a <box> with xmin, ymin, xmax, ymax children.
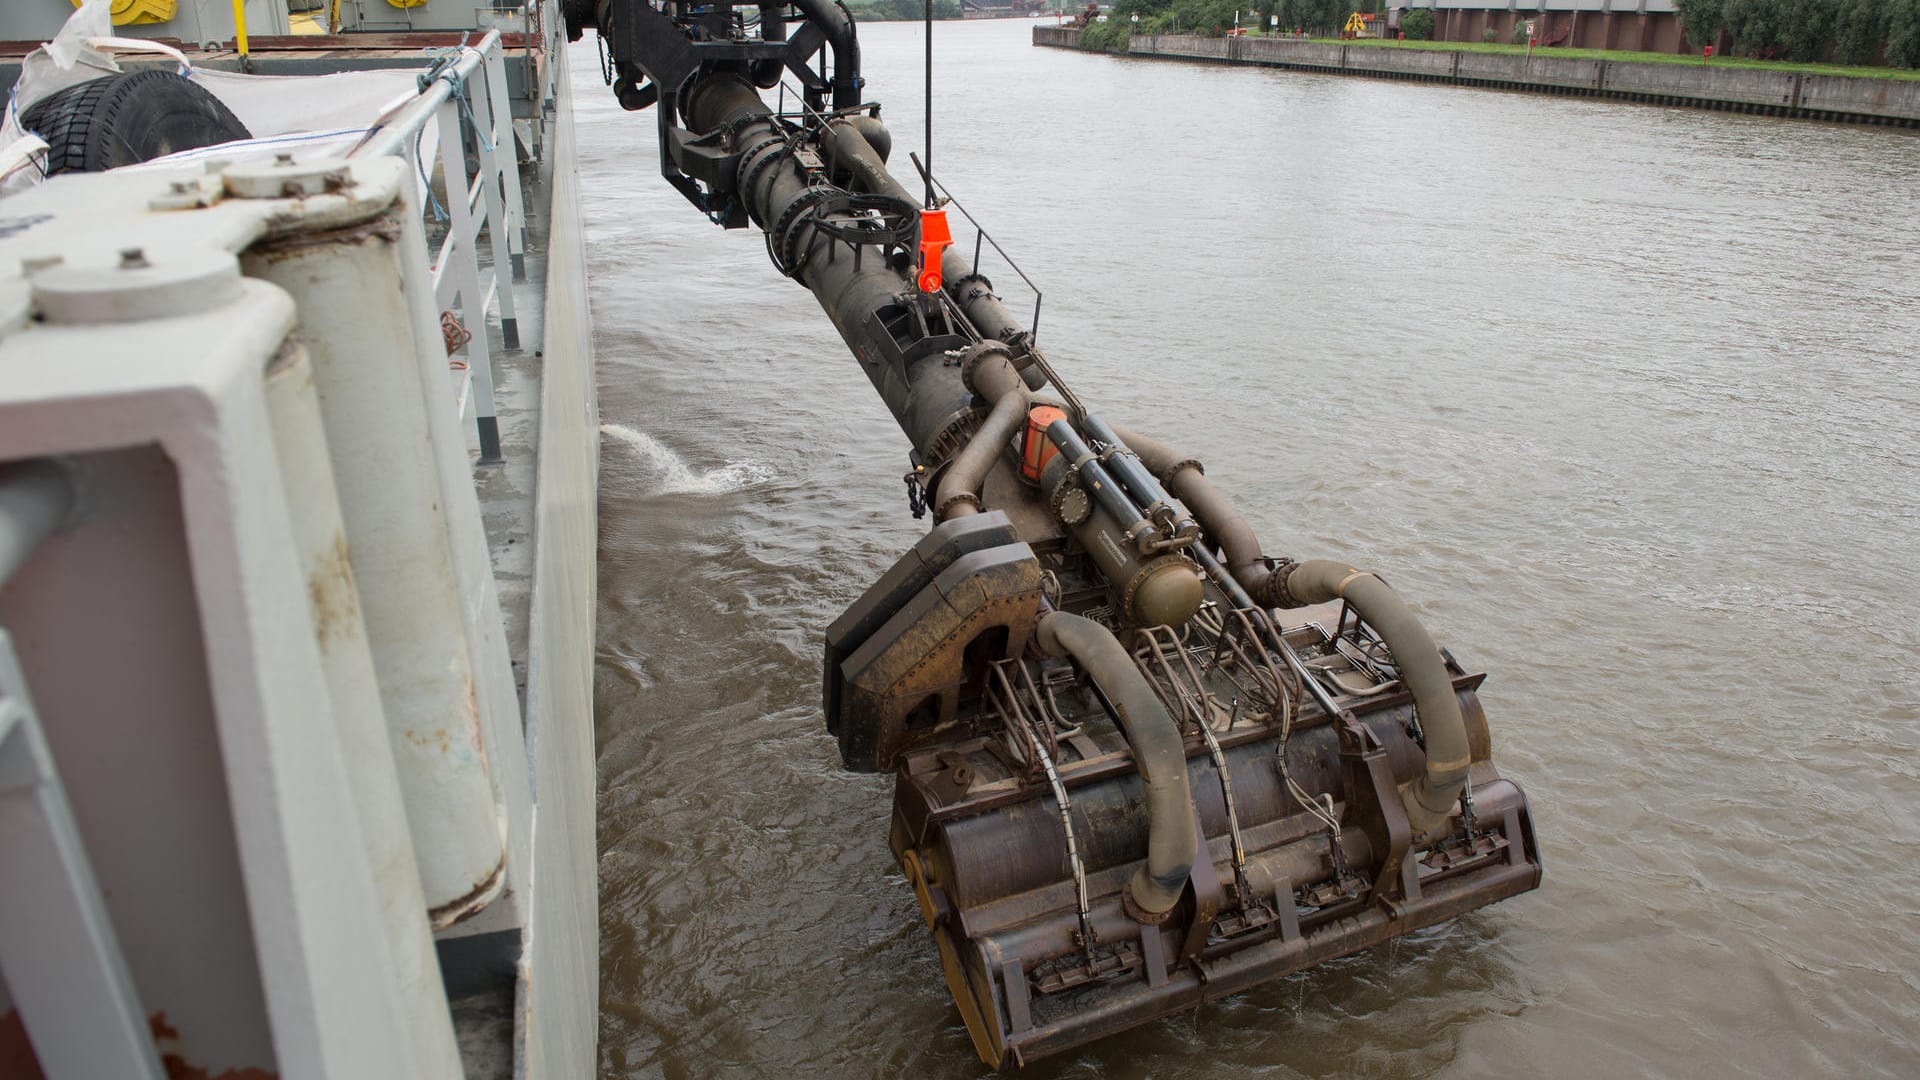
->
<box><xmin>1102</xmin><ymin>427</ymin><xmax>1472</xmax><ymax>833</ymax></box>
<box><xmin>933</xmin><ymin>344</ymin><xmax>1028</xmax><ymax>520</ymax></box>
<box><xmin>1109</xmin><ymin>426</ymin><xmax>1291</xmax><ymax>608</ymax></box>
<box><xmin>822</xmin><ymin>121</ymin><xmax>1048</xmax><ymax>370</ymax></box>
<box><xmin>1034</xmin><ymin>611</ymin><xmax>1195</xmax><ymax>920</ymax></box>
<box><xmin>1278</xmin><ymin>560</ymin><xmax>1471</xmax><ymax>833</ymax></box>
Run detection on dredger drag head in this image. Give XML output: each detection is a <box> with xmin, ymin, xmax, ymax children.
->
<box><xmin>827</xmin><ymin>505</ymin><xmax>1542</xmax><ymax>1068</ymax></box>
<box><xmin>871</xmin><ymin>587</ymin><xmax>1541</xmax><ymax>1068</ymax></box>
<box><xmin>571</xmin><ymin>4</ymin><xmax>1543</xmax><ymax>1060</ymax></box>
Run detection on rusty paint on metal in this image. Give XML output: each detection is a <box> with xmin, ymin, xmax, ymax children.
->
<box><xmin>427</xmin><ymin>854</ymin><xmax>507</xmax><ymax>928</ymax></box>
<box><xmin>307</xmin><ymin>530</ymin><xmax>361</xmax><ymax>650</ymax></box>
<box><xmin>0</xmin><ymin>1010</ymin><xmax>45</xmax><ymax>1080</ymax></box>
<box><xmin>462</xmin><ymin>674</ymin><xmax>487</xmax><ymax>756</ymax></box>
<box><xmin>246</xmin><ymin>214</ymin><xmax>405</xmax><ymax>263</ymax></box>
<box><xmin>141</xmin><ymin>1013</ymin><xmax>279</xmax><ymax>1080</ymax></box>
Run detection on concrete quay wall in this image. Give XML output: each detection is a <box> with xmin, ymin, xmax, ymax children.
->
<box><xmin>1033</xmin><ymin>30</ymin><xmax>1920</xmax><ymax>127</ymax></box>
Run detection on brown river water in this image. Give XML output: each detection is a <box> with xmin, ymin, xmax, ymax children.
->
<box><xmin>580</xmin><ymin>20</ymin><xmax>1920</xmax><ymax>1078</ymax></box>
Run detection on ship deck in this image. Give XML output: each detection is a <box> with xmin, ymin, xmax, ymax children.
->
<box><xmin>0</xmin><ymin>18</ymin><xmax>599</xmax><ymax>1077</ymax></box>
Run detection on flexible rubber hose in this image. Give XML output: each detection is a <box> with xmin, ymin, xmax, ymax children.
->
<box><xmin>1111</xmin><ymin>425</ymin><xmax>1289</xmax><ymax>608</ymax></box>
<box><xmin>934</xmin><ymin>350</ymin><xmax>1028</xmax><ymax>519</ymax></box>
<box><xmin>1280</xmin><ymin>559</ymin><xmax>1470</xmax><ymax>833</ymax></box>
<box><xmin>1034</xmin><ymin>611</ymin><xmax>1195</xmax><ymax>918</ymax></box>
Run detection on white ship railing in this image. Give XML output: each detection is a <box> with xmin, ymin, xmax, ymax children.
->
<box><xmin>0</xmin><ymin>9</ymin><xmax>585</xmax><ymax>1075</ymax></box>
<box><xmin>354</xmin><ymin>27</ymin><xmax>528</xmax><ymax>463</ymax></box>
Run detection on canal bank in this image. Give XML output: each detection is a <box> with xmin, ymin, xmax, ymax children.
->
<box><xmin>1034</xmin><ymin>27</ymin><xmax>1920</xmax><ymax>127</ymax></box>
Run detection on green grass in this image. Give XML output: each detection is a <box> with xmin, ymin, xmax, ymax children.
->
<box><xmin>1245</xmin><ymin>34</ymin><xmax>1920</xmax><ymax>81</ymax></box>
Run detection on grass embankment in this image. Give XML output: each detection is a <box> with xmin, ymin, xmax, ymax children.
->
<box><xmin>1259</xmin><ymin>35</ymin><xmax>1920</xmax><ymax>81</ymax></box>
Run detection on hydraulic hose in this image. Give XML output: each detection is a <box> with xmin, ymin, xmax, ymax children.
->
<box><xmin>934</xmin><ymin>345</ymin><xmax>1028</xmax><ymax>519</ymax></box>
<box><xmin>1034</xmin><ymin>611</ymin><xmax>1195</xmax><ymax>920</ymax></box>
<box><xmin>1278</xmin><ymin>559</ymin><xmax>1470</xmax><ymax>833</ymax></box>
<box><xmin>1111</xmin><ymin>426</ymin><xmax>1290</xmax><ymax>608</ymax></box>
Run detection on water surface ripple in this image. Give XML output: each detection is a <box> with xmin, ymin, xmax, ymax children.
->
<box><xmin>582</xmin><ymin>23</ymin><xmax>1920</xmax><ymax>1078</ymax></box>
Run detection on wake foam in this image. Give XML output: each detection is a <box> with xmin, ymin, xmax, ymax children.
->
<box><xmin>599</xmin><ymin>423</ymin><xmax>775</xmax><ymax>495</ymax></box>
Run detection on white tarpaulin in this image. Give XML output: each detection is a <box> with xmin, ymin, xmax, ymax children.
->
<box><xmin>3</xmin><ymin>0</ymin><xmax>438</xmax><ymax>192</ymax></box>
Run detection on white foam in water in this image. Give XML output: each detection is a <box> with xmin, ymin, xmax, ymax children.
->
<box><xmin>599</xmin><ymin>423</ymin><xmax>775</xmax><ymax>494</ymax></box>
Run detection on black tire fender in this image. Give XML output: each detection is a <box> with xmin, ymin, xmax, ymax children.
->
<box><xmin>21</xmin><ymin>70</ymin><xmax>253</xmax><ymax>177</ymax></box>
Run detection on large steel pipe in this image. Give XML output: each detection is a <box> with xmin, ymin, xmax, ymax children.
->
<box><xmin>262</xmin><ymin>346</ymin><xmax>466</xmax><ymax>1079</ymax></box>
<box><xmin>686</xmin><ymin>76</ymin><xmax>1039</xmax><ymax>478</ymax></box>
<box><xmin>788</xmin><ymin>0</ymin><xmax>865</xmax><ymax>108</ymax></box>
<box><xmin>1111</xmin><ymin>425</ymin><xmax>1291</xmax><ymax>608</ymax></box>
<box><xmin>1034</xmin><ymin>612</ymin><xmax>1194</xmax><ymax>918</ymax></box>
<box><xmin>934</xmin><ymin>344</ymin><xmax>1028</xmax><ymax>519</ymax></box>
<box><xmin>821</xmin><ymin>119</ymin><xmax>1045</xmax><ymax>366</ymax></box>
<box><xmin>1280</xmin><ymin>559</ymin><xmax>1471</xmax><ymax>832</ymax></box>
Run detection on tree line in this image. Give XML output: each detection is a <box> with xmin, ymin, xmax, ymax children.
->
<box><xmin>1083</xmin><ymin>0</ymin><xmax>1920</xmax><ymax>67</ymax></box>
<box><xmin>1677</xmin><ymin>0</ymin><xmax>1920</xmax><ymax>66</ymax></box>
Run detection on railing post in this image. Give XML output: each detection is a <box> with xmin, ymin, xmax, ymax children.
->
<box><xmin>466</xmin><ymin>61</ymin><xmax>521</xmax><ymax>349</ymax></box>
<box><xmin>434</xmin><ymin>95</ymin><xmax>503</xmax><ymax>463</ymax></box>
<box><xmin>484</xmin><ymin>41</ymin><xmax>530</xmax><ymax>280</ymax></box>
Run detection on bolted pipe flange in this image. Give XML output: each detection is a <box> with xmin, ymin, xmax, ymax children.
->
<box><xmin>934</xmin><ymin>491</ymin><xmax>981</xmax><ymax>519</ymax></box>
<box><xmin>32</xmin><ymin>247</ymin><xmax>242</xmax><ymax>325</ymax></box>
<box><xmin>956</xmin><ymin>339</ymin><xmax>1016</xmax><ymax>396</ymax></box>
<box><xmin>1049</xmin><ymin>477</ymin><xmax>1091</xmax><ymax>526</ymax></box>
<box><xmin>1120</xmin><ymin>878</ymin><xmax>1177</xmax><ymax>926</ymax></box>
<box><xmin>1121</xmin><ymin>554</ymin><xmax>1206</xmax><ymax>628</ymax></box>
<box><xmin>1268</xmin><ymin>558</ymin><xmax>1306</xmax><ymax>609</ymax></box>
<box><xmin>222</xmin><ymin>154</ymin><xmax>353</xmax><ymax>200</ymax></box>
<box><xmin>948</xmin><ymin>271</ymin><xmax>994</xmax><ymax>301</ymax></box>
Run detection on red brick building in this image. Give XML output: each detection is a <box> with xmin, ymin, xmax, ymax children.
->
<box><xmin>1401</xmin><ymin>0</ymin><xmax>1693</xmax><ymax>54</ymax></box>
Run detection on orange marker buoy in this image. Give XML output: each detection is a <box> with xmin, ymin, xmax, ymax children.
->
<box><xmin>917</xmin><ymin>207</ymin><xmax>952</xmax><ymax>293</ymax></box>
<box><xmin>1021</xmin><ymin>404</ymin><xmax>1067</xmax><ymax>484</ymax></box>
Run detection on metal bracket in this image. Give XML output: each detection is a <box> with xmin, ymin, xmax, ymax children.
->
<box><xmin>1336</xmin><ymin>715</ymin><xmax>1416</xmax><ymax>906</ymax></box>
<box><xmin>0</xmin><ymin>630</ymin><xmax>167</xmax><ymax>1079</ymax></box>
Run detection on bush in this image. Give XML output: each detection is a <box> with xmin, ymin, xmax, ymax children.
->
<box><xmin>1400</xmin><ymin>8</ymin><xmax>1433</xmax><ymax>39</ymax></box>
<box><xmin>1511</xmin><ymin>18</ymin><xmax>1531</xmax><ymax>44</ymax></box>
<box><xmin>1481</xmin><ymin>27</ymin><xmax>1499</xmax><ymax>43</ymax></box>
<box><xmin>1273</xmin><ymin>0</ymin><xmax>1344</xmax><ymax>37</ymax></box>
<box><xmin>1778</xmin><ymin>0</ymin><xmax>1838</xmax><ymax>62</ymax></box>
<box><xmin>1078</xmin><ymin>16</ymin><xmax>1131</xmax><ymax>51</ymax></box>
<box><xmin>1674</xmin><ymin>0</ymin><xmax>1725</xmax><ymax>48</ymax></box>
<box><xmin>1890</xmin><ymin>0</ymin><xmax>1920</xmax><ymax>67</ymax></box>
<box><xmin>1724</xmin><ymin>0</ymin><xmax>1789</xmax><ymax>57</ymax></box>
<box><xmin>1832</xmin><ymin>0</ymin><xmax>1889</xmax><ymax>64</ymax></box>
<box><xmin>1117</xmin><ymin>0</ymin><xmax>1270</xmax><ymax>35</ymax></box>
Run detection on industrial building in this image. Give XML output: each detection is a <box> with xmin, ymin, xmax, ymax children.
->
<box><xmin>1400</xmin><ymin>0</ymin><xmax>1689</xmax><ymax>54</ymax></box>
